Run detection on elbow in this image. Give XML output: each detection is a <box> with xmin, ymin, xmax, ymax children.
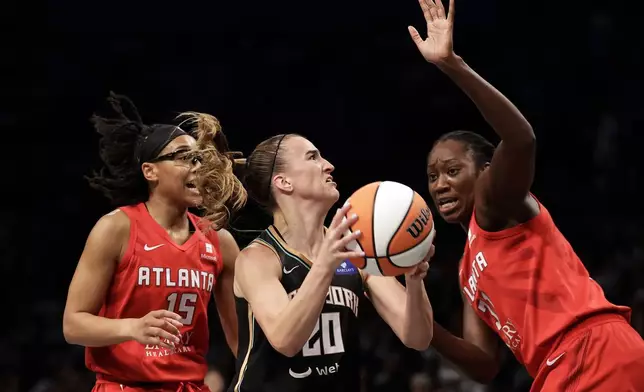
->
<box><xmin>403</xmin><ymin>332</ymin><xmax>433</xmax><ymax>352</ymax></box>
<box><xmin>514</xmin><ymin>128</ymin><xmax>536</xmax><ymax>146</ymax></box>
<box><xmin>268</xmin><ymin>333</ymin><xmax>302</xmax><ymax>358</ymax></box>
<box><xmin>62</xmin><ymin>315</ymin><xmax>78</xmax><ymax>345</ymax></box>
<box><xmin>273</xmin><ymin>341</ymin><xmax>301</xmax><ymax>358</ymax></box>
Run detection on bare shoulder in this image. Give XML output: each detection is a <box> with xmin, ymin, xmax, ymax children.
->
<box><xmin>216</xmin><ymin>228</ymin><xmax>237</xmax><ymax>249</ymax></box>
<box><xmin>215</xmin><ymin>228</ymin><xmax>240</xmax><ymax>269</ymax></box>
<box><xmin>92</xmin><ymin>209</ymin><xmax>131</xmax><ymax>244</ymax></box>
<box><xmin>235</xmin><ymin>242</ymin><xmax>282</xmax><ymax>283</ymax></box>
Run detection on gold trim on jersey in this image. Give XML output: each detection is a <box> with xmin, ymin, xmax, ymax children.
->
<box><xmin>234</xmin><ymin>306</ymin><xmax>255</xmax><ymax>392</ymax></box>
<box><xmin>267</xmin><ymin>225</ymin><xmax>313</xmax><ymax>267</ymax></box>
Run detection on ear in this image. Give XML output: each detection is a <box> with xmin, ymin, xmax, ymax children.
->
<box><xmin>141</xmin><ymin>162</ymin><xmax>158</xmax><ymax>182</ymax></box>
<box><xmin>480</xmin><ymin>162</ymin><xmax>491</xmax><ymax>173</ymax></box>
<box><xmin>272</xmin><ymin>173</ymin><xmax>293</xmax><ymax>194</ymax></box>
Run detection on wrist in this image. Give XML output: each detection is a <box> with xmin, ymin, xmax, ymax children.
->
<box><xmin>310</xmin><ymin>262</ymin><xmax>337</xmax><ymax>278</ymax></box>
<box><xmin>118</xmin><ymin>318</ymin><xmax>136</xmax><ymax>341</ymax></box>
<box><xmin>405</xmin><ymin>278</ymin><xmax>425</xmax><ymax>293</ymax></box>
<box><xmin>436</xmin><ymin>54</ymin><xmax>465</xmax><ymax>73</ymax></box>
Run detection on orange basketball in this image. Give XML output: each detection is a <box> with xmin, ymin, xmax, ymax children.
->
<box><xmin>343</xmin><ymin>181</ymin><xmax>435</xmax><ymax>277</ymax></box>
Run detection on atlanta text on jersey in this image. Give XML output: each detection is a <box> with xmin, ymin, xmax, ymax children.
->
<box><xmin>462</xmin><ymin>251</ymin><xmax>488</xmax><ymax>302</ymax></box>
<box><xmin>137</xmin><ymin>267</ymin><xmax>215</xmax><ymax>293</ymax></box>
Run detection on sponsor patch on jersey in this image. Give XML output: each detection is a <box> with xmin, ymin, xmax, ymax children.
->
<box><xmin>336</xmin><ymin>260</ymin><xmax>358</xmax><ymax>275</ymax></box>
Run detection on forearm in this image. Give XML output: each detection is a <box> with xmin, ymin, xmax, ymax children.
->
<box><xmin>219</xmin><ymin>312</ymin><xmax>238</xmax><ymax>357</ymax></box>
<box><xmin>431</xmin><ymin>322</ymin><xmax>498</xmax><ymax>384</ymax></box>
<box><xmin>438</xmin><ymin>56</ymin><xmax>534</xmax><ymax>143</ymax></box>
<box><xmin>270</xmin><ymin>264</ymin><xmax>335</xmax><ymax>356</ymax></box>
<box><xmin>402</xmin><ymin>280</ymin><xmax>434</xmax><ymax>350</ymax></box>
<box><xmin>63</xmin><ymin>312</ymin><xmax>133</xmax><ymax>347</ymax></box>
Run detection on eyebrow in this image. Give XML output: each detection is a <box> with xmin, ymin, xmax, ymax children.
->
<box><xmin>306</xmin><ymin>149</ymin><xmax>319</xmax><ymax>157</ymax></box>
<box><xmin>427</xmin><ymin>158</ymin><xmax>460</xmax><ymax>168</ymax></box>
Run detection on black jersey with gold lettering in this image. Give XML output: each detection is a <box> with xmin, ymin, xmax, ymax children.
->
<box><xmin>228</xmin><ymin>225</ymin><xmax>363</xmax><ymax>392</ymax></box>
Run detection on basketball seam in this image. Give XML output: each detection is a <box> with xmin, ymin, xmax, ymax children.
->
<box><xmin>385</xmin><ymin>187</ymin><xmax>416</xmax><ymax>256</ymax></box>
<box><xmin>370</xmin><ymin>183</ymin><xmax>386</xmax><ymax>276</ymax></box>
<box><xmin>387</xmin><ymin>226</ymin><xmax>435</xmax><ymax>265</ymax></box>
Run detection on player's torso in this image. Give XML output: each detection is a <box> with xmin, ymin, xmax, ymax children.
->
<box><xmin>458</xmin><ymin>199</ymin><xmax>630</xmax><ymax>376</ymax></box>
<box><xmin>86</xmin><ymin>203</ymin><xmax>222</xmax><ymax>383</ymax></box>
<box><xmin>230</xmin><ymin>226</ymin><xmax>363</xmax><ymax>392</ymax></box>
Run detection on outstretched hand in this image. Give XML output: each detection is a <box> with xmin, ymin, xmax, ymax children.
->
<box><xmin>408</xmin><ymin>0</ymin><xmax>456</xmax><ymax>65</ymax></box>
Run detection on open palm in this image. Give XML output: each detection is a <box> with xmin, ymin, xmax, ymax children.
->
<box><xmin>408</xmin><ymin>0</ymin><xmax>455</xmax><ymax>64</ymax></box>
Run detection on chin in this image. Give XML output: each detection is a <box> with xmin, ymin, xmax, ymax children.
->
<box><xmin>184</xmin><ymin>195</ymin><xmax>203</xmax><ymax>208</ymax></box>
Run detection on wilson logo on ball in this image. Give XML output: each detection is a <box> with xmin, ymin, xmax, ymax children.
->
<box><xmin>406</xmin><ymin>208</ymin><xmax>432</xmax><ymax>239</ymax></box>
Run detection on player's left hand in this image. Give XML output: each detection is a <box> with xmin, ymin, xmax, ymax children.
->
<box><xmin>405</xmin><ymin>244</ymin><xmax>434</xmax><ymax>281</ymax></box>
<box><xmin>408</xmin><ymin>0</ymin><xmax>456</xmax><ymax>65</ymax></box>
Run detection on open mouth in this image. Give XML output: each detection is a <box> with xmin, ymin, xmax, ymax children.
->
<box><xmin>325</xmin><ymin>177</ymin><xmax>336</xmax><ymax>186</ymax></box>
<box><xmin>437</xmin><ymin>197</ymin><xmax>458</xmax><ymax>213</ymax></box>
<box><xmin>185</xmin><ymin>182</ymin><xmax>200</xmax><ymax>194</ymax></box>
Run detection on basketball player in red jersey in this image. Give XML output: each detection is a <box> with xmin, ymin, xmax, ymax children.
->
<box><xmin>62</xmin><ymin>93</ymin><xmax>247</xmax><ymax>391</ymax></box>
<box><xmin>410</xmin><ymin>0</ymin><xmax>644</xmax><ymax>390</ymax></box>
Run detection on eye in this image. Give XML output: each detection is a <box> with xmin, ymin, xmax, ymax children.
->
<box><xmin>428</xmin><ymin>173</ymin><xmax>437</xmax><ymax>182</ymax></box>
<box><xmin>447</xmin><ymin>167</ymin><xmax>460</xmax><ymax>176</ymax></box>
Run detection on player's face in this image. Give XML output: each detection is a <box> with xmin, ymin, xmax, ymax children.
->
<box><xmin>278</xmin><ymin>136</ymin><xmax>339</xmax><ymax>206</ymax></box>
<box><xmin>427</xmin><ymin>140</ymin><xmax>480</xmax><ymax>224</ymax></box>
<box><xmin>142</xmin><ymin>135</ymin><xmax>203</xmax><ymax>207</ymax></box>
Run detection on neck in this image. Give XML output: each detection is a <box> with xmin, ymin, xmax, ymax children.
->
<box><xmin>145</xmin><ymin>194</ymin><xmax>189</xmax><ymax>231</ymax></box>
<box><xmin>273</xmin><ymin>200</ymin><xmax>329</xmax><ymax>259</ymax></box>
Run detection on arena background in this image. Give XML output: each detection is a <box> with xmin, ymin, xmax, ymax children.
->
<box><xmin>5</xmin><ymin>0</ymin><xmax>643</xmax><ymax>390</ymax></box>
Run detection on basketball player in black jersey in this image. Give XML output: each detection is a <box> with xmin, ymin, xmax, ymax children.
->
<box><xmin>192</xmin><ymin>126</ymin><xmax>436</xmax><ymax>392</ymax></box>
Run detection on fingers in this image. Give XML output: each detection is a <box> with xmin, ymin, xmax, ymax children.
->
<box><xmin>161</xmin><ymin>318</ymin><xmax>182</xmax><ymax>336</ymax></box>
<box><xmin>147</xmin><ymin>327</ymin><xmax>180</xmax><ymax>347</ymax></box>
<box><xmin>435</xmin><ymin>0</ymin><xmax>446</xmax><ymax>19</ymax></box>
<box><xmin>337</xmin><ymin>230</ymin><xmax>365</xmax><ymax>254</ymax></box>
<box><xmin>448</xmin><ymin>0</ymin><xmax>455</xmax><ymax>24</ymax></box>
<box><xmin>338</xmin><ymin>250</ymin><xmax>368</xmax><ymax>260</ymax></box>
<box><xmin>164</xmin><ymin>317</ymin><xmax>184</xmax><ymax>331</ymax></box>
<box><xmin>427</xmin><ymin>244</ymin><xmax>435</xmax><ymax>260</ymax></box>
<box><xmin>418</xmin><ymin>0</ymin><xmax>433</xmax><ymax>23</ymax></box>
<box><xmin>329</xmin><ymin>203</ymin><xmax>352</xmax><ymax>229</ymax></box>
<box><xmin>408</xmin><ymin>26</ymin><xmax>424</xmax><ymax>47</ymax></box>
<box><xmin>335</xmin><ymin>213</ymin><xmax>359</xmax><ymax>238</ymax></box>
<box><xmin>150</xmin><ymin>309</ymin><xmax>182</xmax><ymax>321</ymax></box>
<box><xmin>427</xmin><ymin>0</ymin><xmax>440</xmax><ymax>20</ymax></box>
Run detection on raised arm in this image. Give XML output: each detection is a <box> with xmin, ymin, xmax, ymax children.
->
<box><xmin>363</xmin><ymin>247</ymin><xmax>435</xmax><ymax>350</ymax></box>
<box><xmin>234</xmin><ymin>205</ymin><xmax>363</xmax><ymax>357</ymax></box>
<box><xmin>63</xmin><ymin>210</ymin><xmax>182</xmax><ymax>348</ymax></box>
<box><xmin>213</xmin><ymin>228</ymin><xmax>240</xmax><ymax>357</ymax></box>
<box><xmin>409</xmin><ymin>0</ymin><xmax>536</xmax><ymax>215</ymax></box>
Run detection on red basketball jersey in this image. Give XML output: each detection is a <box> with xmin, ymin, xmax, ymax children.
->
<box><xmin>458</xmin><ymin>197</ymin><xmax>631</xmax><ymax>377</ymax></box>
<box><xmin>85</xmin><ymin>203</ymin><xmax>223</xmax><ymax>383</ymax></box>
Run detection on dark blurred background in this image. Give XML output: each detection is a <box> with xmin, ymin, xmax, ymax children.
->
<box><xmin>4</xmin><ymin>0</ymin><xmax>643</xmax><ymax>391</ymax></box>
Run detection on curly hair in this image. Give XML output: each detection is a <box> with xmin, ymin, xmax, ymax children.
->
<box><xmin>86</xmin><ymin>92</ymin><xmax>153</xmax><ymax>206</ymax></box>
<box><xmin>177</xmin><ymin>112</ymin><xmax>248</xmax><ymax>229</ymax></box>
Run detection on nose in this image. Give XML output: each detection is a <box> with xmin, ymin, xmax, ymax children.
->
<box><xmin>323</xmin><ymin>159</ymin><xmax>335</xmax><ymax>173</ymax></box>
<box><xmin>431</xmin><ymin>173</ymin><xmax>450</xmax><ymax>195</ymax></box>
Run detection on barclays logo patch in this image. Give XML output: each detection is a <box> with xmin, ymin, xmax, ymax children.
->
<box><xmin>336</xmin><ymin>261</ymin><xmax>358</xmax><ymax>275</ymax></box>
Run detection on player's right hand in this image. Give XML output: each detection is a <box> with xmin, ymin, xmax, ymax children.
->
<box><xmin>127</xmin><ymin>310</ymin><xmax>183</xmax><ymax>349</ymax></box>
<box><xmin>315</xmin><ymin>203</ymin><xmax>365</xmax><ymax>271</ymax></box>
